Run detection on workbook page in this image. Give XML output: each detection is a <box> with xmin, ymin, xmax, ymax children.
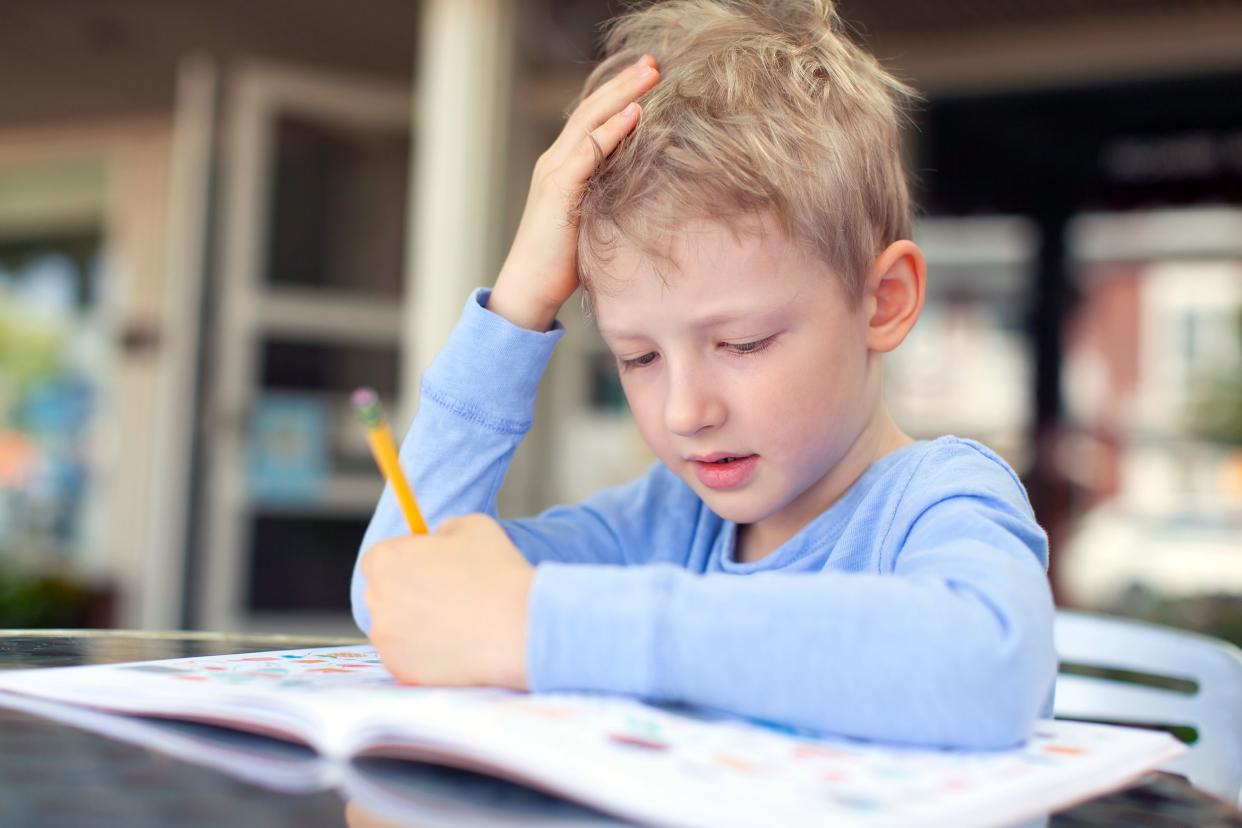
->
<box><xmin>0</xmin><ymin>646</ymin><xmax>404</xmax><ymax>747</ymax></box>
<box><xmin>350</xmin><ymin>690</ymin><xmax>1186</xmax><ymax>828</ymax></box>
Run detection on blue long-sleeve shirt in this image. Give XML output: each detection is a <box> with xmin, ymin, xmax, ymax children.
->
<box><xmin>352</xmin><ymin>288</ymin><xmax>1057</xmax><ymax>749</ymax></box>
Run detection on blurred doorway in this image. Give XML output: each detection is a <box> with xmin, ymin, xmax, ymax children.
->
<box><xmin>196</xmin><ymin>63</ymin><xmax>411</xmax><ymax>634</ymax></box>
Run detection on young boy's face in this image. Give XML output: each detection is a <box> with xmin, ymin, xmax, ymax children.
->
<box><xmin>593</xmin><ymin>214</ymin><xmax>888</xmax><ymax>546</ymax></box>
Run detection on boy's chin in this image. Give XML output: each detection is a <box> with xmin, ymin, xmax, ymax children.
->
<box><xmin>695</xmin><ymin>490</ymin><xmax>776</xmax><ymax>526</ymax></box>
<box><xmin>672</xmin><ymin>463</ymin><xmax>783</xmax><ymax>524</ymax></box>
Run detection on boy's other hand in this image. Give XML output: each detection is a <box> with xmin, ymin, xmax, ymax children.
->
<box><xmin>489</xmin><ymin>54</ymin><xmax>660</xmax><ymax>332</ymax></box>
<box><xmin>361</xmin><ymin>514</ymin><xmax>534</xmax><ymax>690</ymax></box>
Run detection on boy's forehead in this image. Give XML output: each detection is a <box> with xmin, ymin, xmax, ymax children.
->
<box><xmin>600</xmin><ymin>214</ymin><xmax>812</xmax><ymax>289</ymax></box>
<box><xmin>592</xmin><ymin>218</ymin><xmax>841</xmax><ymax>334</ymax></box>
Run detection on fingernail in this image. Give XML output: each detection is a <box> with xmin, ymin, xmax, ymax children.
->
<box><xmin>623</xmin><ymin>102</ymin><xmax>639</xmax><ymax>117</ymax></box>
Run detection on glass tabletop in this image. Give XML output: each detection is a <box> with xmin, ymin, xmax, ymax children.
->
<box><xmin>1</xmin><ymin>630</ymin><xmax>1239</xmax><ymax>828</ymax></box>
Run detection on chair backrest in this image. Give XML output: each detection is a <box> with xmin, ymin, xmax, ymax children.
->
<box><xmin>1055</xmin><ymin>609</ymin><xmax>1242</xmax><ymax>806</ymax></box>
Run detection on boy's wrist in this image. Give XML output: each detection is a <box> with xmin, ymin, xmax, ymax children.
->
<box><xmin>420</xmin><ymin>288</ymin><xmax>563</xmax><ymax>429</ymax></box>
<box><xmin>488</xmin><ymin>273</ymin><xmax>565</xmax><ymax>333</ymax></box>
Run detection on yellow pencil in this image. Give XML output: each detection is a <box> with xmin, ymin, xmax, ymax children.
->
<box><xmin>352</xmin><ymin>387</ymin><xmax>428</xmax><ymax>534</ymax></box>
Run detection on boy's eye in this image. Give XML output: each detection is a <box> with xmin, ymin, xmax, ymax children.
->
<box><xmin>723</xmin><ymin>335</ymin><xmax>775</xmax><ymax>355</ymax></box>
<box><xmin>620</xmin><ymin>351</ymin><xmax>659</xmax><ymax>370</ymax></box>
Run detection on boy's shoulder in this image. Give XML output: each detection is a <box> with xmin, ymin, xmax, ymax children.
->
<box><xmin>882</xmin><ymin>435</ymin><xmax>1033</xmax><ymax>512</ymax></box>
<box><xmin>880</xmin><ymin>436</ymin><xmax>1048</xmax><ymax>569</ymax></box>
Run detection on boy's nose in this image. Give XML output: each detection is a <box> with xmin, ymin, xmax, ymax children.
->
<box><xmin>663</xmin><ymin>371</ymin><xmax>726</xmax><ymax>436</ymax></box>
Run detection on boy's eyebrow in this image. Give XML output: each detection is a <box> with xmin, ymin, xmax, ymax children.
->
<box><xmin>599</xmin><ymin>308</ymin><xmax>779</xmax><ymax>339</ymax></box>
<box><xmin>690</xmin><ymin>309</ymin><xmax>766</xmax><ymax>329</ymax></box>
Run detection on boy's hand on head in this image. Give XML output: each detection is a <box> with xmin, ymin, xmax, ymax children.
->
<box><xmin>361</xmin><ymin>514</ymin><xmax>534</xmax><ymax>690</ymax></box>
<box><xmin>489</xmin><ymin>54</ymin><xmax>659</xmax><ymax>332</ymax></box>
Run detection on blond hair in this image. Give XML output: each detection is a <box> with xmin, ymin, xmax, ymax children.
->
<box><xmin>574</xmin><ymin>0</ymin><xmax>917</xmax><ymax>303</ymax></box>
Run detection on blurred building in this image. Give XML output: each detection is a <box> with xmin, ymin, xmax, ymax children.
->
<box><xmin>0</xmin><ymin>0</ymin><xmax>1240</xmax><ymax>635</ymax></box>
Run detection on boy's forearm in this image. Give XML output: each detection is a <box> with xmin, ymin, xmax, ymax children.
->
<box><xmin>526</xmin><ymin>558</ymin><xmax>1055</xmax><ymax>749</ymax></box>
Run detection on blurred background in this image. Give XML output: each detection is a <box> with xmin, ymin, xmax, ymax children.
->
<box><xmin>0</xmin><ymin>0</ymin><xmax>1239</xmax><ymax>639</ymax></box>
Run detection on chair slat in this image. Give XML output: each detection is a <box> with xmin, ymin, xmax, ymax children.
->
<box><xmin>1054</xmin><ymin>610</ymin><xmax>1242</xmax><ymax>808</ymax></box>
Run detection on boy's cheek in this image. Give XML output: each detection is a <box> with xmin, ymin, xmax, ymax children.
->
<box><xmin>619</xmin><ymin>387</ymin><xmax>659</xmax><ymax>434</ymax></box>
<box><xmin>631</xmin><ymin>409</ymin><xmax>676</xmax><ymax>467</ymax></box>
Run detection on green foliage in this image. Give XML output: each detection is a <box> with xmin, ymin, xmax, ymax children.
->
<box><xmin>1190</xmin><ymin>309</ymin><xmax>1242</xmax><ymax>446</ymax></box>
<box><xmin>1106</xmin><ymin>585</ymin><xmax>1242</xmax><ymax>651</ymax></box>
<box><xmin>0</xmin><ymin>562</ymin><xmax>93</xmax><ymax>628</ymax></box>
<box><xmin>0</xmin><ymin>306</ymin><xmax>66</xmax><ymax>401</ymax></box>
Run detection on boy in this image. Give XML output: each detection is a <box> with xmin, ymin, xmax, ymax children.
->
<box><xmin>353</xmin><ymin>0</ymin><xmax>1056</xmax><ymax>748</ymax></box>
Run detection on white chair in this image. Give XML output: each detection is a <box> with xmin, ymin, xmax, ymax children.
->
<box><xmin>1054</xmin><ymin>609</ymin><xmax>1242</xmax><ymax>807</ymax></box>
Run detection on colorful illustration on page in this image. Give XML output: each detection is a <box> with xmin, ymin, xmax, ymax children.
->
<box><xmin>118</xmin><ymin>647</ymin><xmax>396</xmax><ymax>691</ymax></box>
<box><xmin>474</xmin><ymin>693</ymin><xmax>1136</xmax><ymax>820</ymax></box>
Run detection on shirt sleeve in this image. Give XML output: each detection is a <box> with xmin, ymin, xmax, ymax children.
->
<box><xmin>351</xmin><ymin>289</ymin><xmax>690</xmax><ymax>632</ymax></box>
<box><xmin>526</xmin><ymin>459</ymin><xmax>1057</xmax><ymax>750</ymax></box>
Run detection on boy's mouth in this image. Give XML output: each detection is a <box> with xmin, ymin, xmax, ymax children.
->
<box><xmin>688</xmin><ymin>453</ymin><xmax>759</xmax><ymax>489</ymax></box>
<box><xmin>688</xmin><ymin>452</ymin><xmax>752</xmax><ymax>463</ymax></box>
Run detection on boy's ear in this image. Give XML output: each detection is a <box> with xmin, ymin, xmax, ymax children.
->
<box><xmin>862</xmin><ymin>240</ymin><xmax>926</xmax><ymax>353</ymax></box>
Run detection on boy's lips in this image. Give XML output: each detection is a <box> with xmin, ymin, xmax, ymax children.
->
<box><xmin>688</xmin><ymin>453</ymin><xmax>759</xmax><ymax>490</ymax></box>
<box><xmin>687</xmin><ymin>451</ymin><xmax>749</xmax><ymax>463</ymax></box>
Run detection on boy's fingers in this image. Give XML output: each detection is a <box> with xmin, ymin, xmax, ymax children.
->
<box><xmin>562</xmin><ymin>103</ymin><xmax>642</xmax><ymax>181</ymax></box>
<box><xmin>547</xmin><ymin>58</ymin><xmax>658</xmax><ymax>163</ymax></box>
<box><xmin>576</xmin><ymin>58</ymin><xmax>657</xmax><ymax>129</ymax></box>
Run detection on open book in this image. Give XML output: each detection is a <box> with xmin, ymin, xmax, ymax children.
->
<box><xmin>0</xmin><ymin>644</ymin><xmax>1185</xmax><ymax>828</ymax></box>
